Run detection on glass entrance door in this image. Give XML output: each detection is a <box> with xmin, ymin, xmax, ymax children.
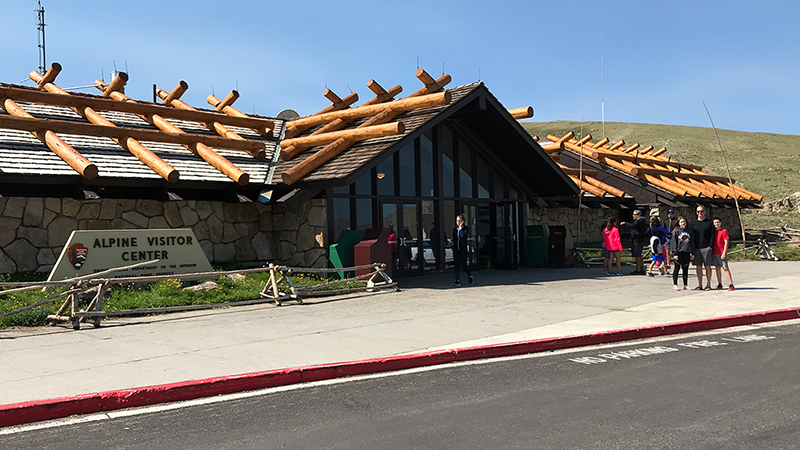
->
<box><xmin>494</xmin><ymin>202</ymin><xmax>518</xmax><ymax>269</ymax></box>
<box><xmin>381</xmin><ymin>201</ymin><xmax>422</xmax><ymax>277</ymax></box>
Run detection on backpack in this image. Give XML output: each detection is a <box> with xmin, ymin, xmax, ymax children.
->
<box><xmin>649</xmin><ymin>235</ymin><xmax>661</xmax><ymax>255</ymax></box>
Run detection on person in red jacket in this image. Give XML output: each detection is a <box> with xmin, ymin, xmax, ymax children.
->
<box><xmin>602</xmin><ymin>217</ymin><xmax>623</xmax><ymax>276</ymax></box>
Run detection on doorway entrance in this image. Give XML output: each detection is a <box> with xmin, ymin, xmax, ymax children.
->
<box><xmin>381</xmin><ymin>201</ymin><xmax>423</xmax><ymax>277</ymax></box>
<box><xmin>462</xmin><ymin>200</ymin><xmax>519</xmax><ymax>270</ymax></box>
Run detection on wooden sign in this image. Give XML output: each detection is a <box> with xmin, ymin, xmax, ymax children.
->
<box><xmin>48</xmin><ymin>229</ymin><xmax>213</xmax><ymax>281</ymax></box>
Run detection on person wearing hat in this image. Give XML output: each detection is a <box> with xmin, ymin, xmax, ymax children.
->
<box><xmin>663</xmin><ymin>209</ymin><xmax>676</xmax><ymax>271</ymax></box>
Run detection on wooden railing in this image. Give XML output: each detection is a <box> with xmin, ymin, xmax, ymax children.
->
<box><xmin>0</xmin><ymin>261</ymin><xmax>398</xmax><ymax>330</ymax></box>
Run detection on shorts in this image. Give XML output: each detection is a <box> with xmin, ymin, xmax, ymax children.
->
<box><xmin>709</xmin><ymin>254</ymin><xmax>729</xmax><ymax>268</ymax></box>
<box><xmin>631</xmin><ymin>240</ymin><xmax>644</xmax><ymax>258</ymax></box>
<box><xmin>693</xmin><ymin>247</ymin><xmax>713</xmax><ymax>266</ymax></box>
<box><xmin>651</xmin><ymin>254</ymin><xmax>665</xmax><ymax>263</ymax></box>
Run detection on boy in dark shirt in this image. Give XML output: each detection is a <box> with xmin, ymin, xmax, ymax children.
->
<box><xmin>691</xmin><ymin>205</ymin><xmax>714</xmax><ymax>290</ymax></box>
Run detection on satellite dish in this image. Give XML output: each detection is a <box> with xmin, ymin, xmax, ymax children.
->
<box><xmin>277</xmin><ymin>109</ymin><xmax>299</xmax><ymax>120</ymax></box>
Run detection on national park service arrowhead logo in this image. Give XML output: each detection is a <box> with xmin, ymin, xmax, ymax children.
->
<box><xmin>67</xmin><ymin>243</ymin><xmax>88</xmax><ymax>269</ymax></box>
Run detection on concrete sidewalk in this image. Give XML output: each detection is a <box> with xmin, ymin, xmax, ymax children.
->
<box><xmin>2</xmin><ymin>260</ymin><xmax>799</xmax><ymax>409</ymax></box>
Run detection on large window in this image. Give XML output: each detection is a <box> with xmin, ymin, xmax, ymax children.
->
<box><xmin>399</xmin><ymin>142</ymin><xmax>416</xmax><ymax>197</ymax></box>
<box><xmin>355</xmin><ymin>198</ymin><xmax>372</xmax><ymax>230</ymax></box>
<box><xmin>355</xmin><ymin>170</ymin><xmax>371</xmax><ymax>195</ymax></box>
<box><xmin>376</xmin><ymin>156</ymin><xmax>395</xmax><ymax>196</ymax></box>
<box><xmin>458</xmin><ymin>137</ymin><xmax>473</xmax><ymax>198</ymax></box>
<box><xmin>477</xmin><ymin>156</ymin><xmax>491</xmax><ymax>199</ymax></box>
<box><xmin>332</xmin><ymin>197</ymin><xmax>350</xmax><ymax>242</ymax></box>
<box><xmin>329</xmin><ymin>123</ymin><xmax>525</xmax><ymax>267</ymax></box>
<box><xmin>420</xmin><ymin>131</ymin><xmax>434</xmax><ymax>197</ymax></box>
<box><xmin>440</xmin><ymin>126</ymin><xmax>455</xmax><ymax>198</ymax></box>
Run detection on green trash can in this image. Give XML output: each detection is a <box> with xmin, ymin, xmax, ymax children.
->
<box><xmin>329</xmin><ymin>229</ymin><xmax>365</xmax><ymax>279</ymax></box>
<box><xmin>525</xmin><ymin>225</ymin><xmax>548</xmax><ymax>267</ymax></box>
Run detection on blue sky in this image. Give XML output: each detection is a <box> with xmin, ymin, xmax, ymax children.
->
<box><xmin>2</xmin><ymin>0</ymin><xmax>798</xmax><ymax>135</ymax></box>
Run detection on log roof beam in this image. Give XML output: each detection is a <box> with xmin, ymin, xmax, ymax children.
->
<box><xmin>0</xmin><ymin>85</ymin><xmax>272</xmax><ymax>131</ymax></box>
<box><xmin>0</xmin><ymin>114</ymin><xmax>265</xmax><ymax>153</ymax></box>
<box><xmin>96</xmin><ymin>78</ymin><xmax>250</xmax><ymax>185</ymax></box>
<box><xmin>285</xmin><ymin>90</ymin><xmax>451</xmax><ymax>131</ymax></box>
<box><xmin>281</xmin><ymin>69</ymin><xmax>451</xmax><ymax>185</ymax></box>
<box><xmin>0</xmin><ymin>97</ymin><xmax>97</xmax><ymax>179</ymax></box>
<box><xmin>629</xmin><ymin>167</ymin><xmax>733</xmax><ymax>184</ymax></box>
<box><xmin>29</xmin><ymin>66</ymin><xmax>179</xmax><ymax>183</ymax></box>
<box><xmin>281</xmin><ymin>90</ymin><xmax>359</xmax><ymax>139</ymax></box>
<box><xmin>509</xmin><ymin>106</ymin><xmax>533</xmax><ymax>119</ymax></box>
<box><xmin>156</xmin><ymin>84</ymin><xmax>266</xmax><ymax>160</ymax></box>
<box><xmin>281</xmin><ymin>82</ymin><xmax>403</xmax><ymax>160</ymax></box>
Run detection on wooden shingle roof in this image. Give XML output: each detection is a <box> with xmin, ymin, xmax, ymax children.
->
<box><xmin>543</xmin><ymin>132</ymin><xmax>762</xmax><ymax>205</ymax></box>
<box><xmin>0</xmin><ymin>63</ymin><xmax>281</xmax><ymax>194</ymax></box>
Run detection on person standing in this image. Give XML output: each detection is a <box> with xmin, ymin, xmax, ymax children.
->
<box><xmin>691</xmin><ymin>205</ymin><xmax>714</xmax><ymax>290</ymax></box>
<box><xmin>602</xmin><ymin>217</ymin><xmax>623</xmax><ymax>275</ymax></box>
<box><xmin>663</xmin><ymin>209</ymin><xmax>677</xmax><ymax>271</ymax></box>
<box><xmin>669</xmin><ymin>216</ymin><xmax>695</xmax><ymax>290</ymax></box>
<box><xmin>621</xmin><ymin>210</ymin><xmax>648</xmax><ymax>275</ymax></box>
<box><xmin>452</xmin><ymin>214</ymin><xmax>473</xmax><ymax>286</ymax></box>
<box><xmin>711</xmin><ymin>217</ymin><xmax>735</xmax><ymax>290</ymax></box>
<box><xmin>647</xmin><ymin>216</ymin><xmax>670</xmax><ymax>277</ymax></box>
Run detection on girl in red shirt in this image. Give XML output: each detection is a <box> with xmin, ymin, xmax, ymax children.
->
<box><xmin>602</xmin><ymin>217</ymin><xmax>623</xmax><ymax>275</ymax></box>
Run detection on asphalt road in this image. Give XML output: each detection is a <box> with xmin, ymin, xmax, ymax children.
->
<box><xmin>4</xmin><ymin>321</ymin><xmax>800</xmax><ymax>449</ymax></box>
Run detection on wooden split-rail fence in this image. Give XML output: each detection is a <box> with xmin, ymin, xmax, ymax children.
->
<box><xmin>0</xmin><ymin>260</ymin><xmax>398</xmax><ymax>331</ymax></box>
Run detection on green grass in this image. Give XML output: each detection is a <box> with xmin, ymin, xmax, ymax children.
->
<box><xmin>523</xmin><ymin>120</ymin><xmax>800</xmax><ymax>230</ymax></box>
<box><xmin>0</xmin><ymin>271</ymin><xmax>366</xmax><ymax>329</ymax></box>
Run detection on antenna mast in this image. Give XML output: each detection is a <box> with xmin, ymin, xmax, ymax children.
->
<box><xmin>36</xmin><ymin>0</ymin><xmax>47</xmax><ymax>75</ymax></box>
<box><xmin>601</xmin><ymin>12</ymin><xmax>605</xmax><ymax>139</ymax></box>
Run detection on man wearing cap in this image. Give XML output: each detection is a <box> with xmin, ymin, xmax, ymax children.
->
<box><xmin>663</xmin><ymin>210</ymin><xmax>676</xmax><ymax>271</ymax></box>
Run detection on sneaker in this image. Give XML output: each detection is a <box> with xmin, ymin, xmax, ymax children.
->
<box><xmin>715</xmin><ymin>284</ymin><xmax>723</xmax><ymax>290</ymax></box>
<box><xmin>684</xmin><ymin>286</ymin><xmax>693</xmax><ymax>290</ymax></box>
<box><xmin>728</xmin><ymin>284</ymin><xmax>735</xmax><ymax>291</ymax></box>
<box><xmin>468</xmin><ymin>276</ymin><xmax>474</xmax><ymax>285</ymax></box>
<box><xmin>647</xmin><ymin>272</ymin><xmax>655</xmax><ymax>277</ymax></box>
<box><xmin>453</xmin><ymin>281</ymin><xmax>461</xmax><ymax>287</ymax></box>
<box><xmin>616</xmin><ymin>272</ymin><xmax>624</xmax><ymax>276</ymax></box>
<box><xmin>673</xmin><ymin>286</ymin><xmax>680</xmax><ymax>291</ymax></box>
<box><xmin>606</xmin><ymin>272</ymin><xmax>614</xmax><ymax>276</ymax></box>
<box><xmin>663</xmin><ymin>273</ymin><xmax>671</xmax><ymax>277</ymax></box>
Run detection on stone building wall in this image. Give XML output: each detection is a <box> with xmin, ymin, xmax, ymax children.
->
<box><xmin>528</xmin><ymin>206</ymin><xmax>610</xmax><ymax>243</ymax></box>
<box><xmin>272</xmin><ymin>199</ymin><xmax>328</xmax><ymax>268</ymax></box>
<box><xmin>527</xmin><ymin>206</ymin><xmax>610</xmax><ymax>266</ymax></box>
<box><xmin>0</xmin><ymin>196</ymin><xmax>328</xmax><ymax>273</ymax></box>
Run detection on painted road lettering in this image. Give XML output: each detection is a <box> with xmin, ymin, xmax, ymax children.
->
<box><xmin>722</xmin><ymin>334</ymin><xmax>776</xmax><ymax>343</ymax></box>
<box><xmin>570</xmin><ymin>334</ymin><xmax>774</xmax><ymax>365</ymax></box>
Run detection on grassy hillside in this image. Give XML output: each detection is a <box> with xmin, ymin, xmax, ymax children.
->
<box><xmin>522</xmin><ymin>121</ymin><xmax>800</xmax><ymax>228</ymax></box>
<box><xmin>523</xmin><ymin>121</ymin><xmax>800</xmax><ymax>202</ymax></box>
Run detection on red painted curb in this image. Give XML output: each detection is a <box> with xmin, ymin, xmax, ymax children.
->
<box><xmin>2</xmin><ymin>307</ymin><xmax>799</xmax><ymax>428</ymax></box>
